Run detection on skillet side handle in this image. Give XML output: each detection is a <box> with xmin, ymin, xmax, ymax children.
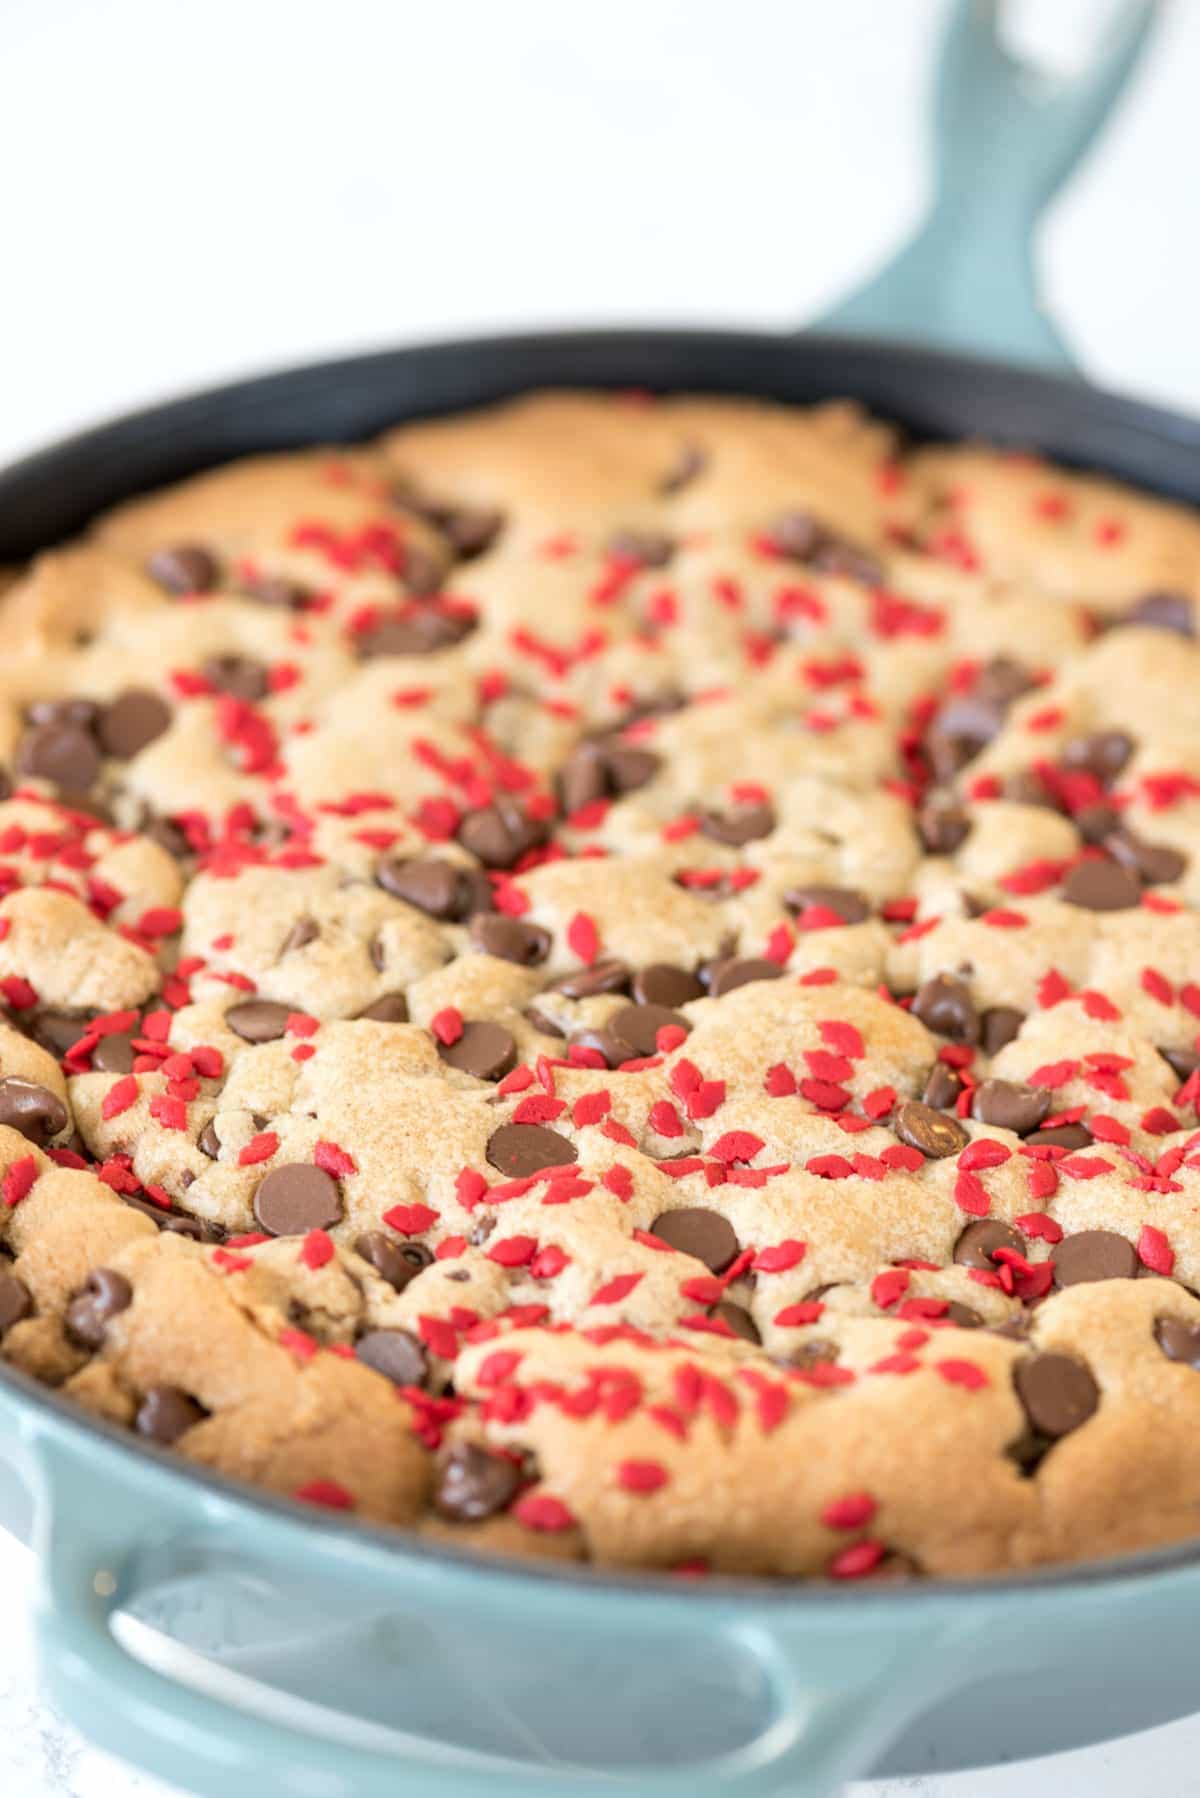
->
<box><xmin>27</xmin><ymin>1434</ymin><xmax>972</xmax><ymax>1798</ymax></box>
<box><xmin>814</xmin><ymin>0</ymin><xmax>1160</xmax><ymax>372</ymax></box>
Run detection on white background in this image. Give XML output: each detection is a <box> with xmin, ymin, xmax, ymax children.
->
<box><xmin>2</xmin><ymin>1</ymin><xmax>1199</xmax><ymax>1793</ymax></box>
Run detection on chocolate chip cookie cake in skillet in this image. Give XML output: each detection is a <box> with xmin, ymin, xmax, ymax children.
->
<box><xmin>0</xmin><ymin>388</ymin><xmax>1199</xmax><ymax>1580</ymax></box>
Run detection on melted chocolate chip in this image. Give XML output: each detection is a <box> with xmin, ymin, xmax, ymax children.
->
<box><xmin>356</xmin><ymin>1328</ymin><xmax>428</xmax><ymax>1387</ymax></box>
<box><xmin>356</xmin><ymin>992</ymin><xmax>410</xmax><ymax>1023</ymax></box>
<box><xmin>607</xmin><ymin>529</ymin><xmax>674</xmax><ymax>567</ymax></box>
<box><xmin>97</xmin><ymin>688</ymin><xmax>172</xmax><ymax>760</ymax></box>
<box><xmin>921</xmin><ymin>1062</ymin><xmax>961</xmax><ymax>1110</ymax></box>
<box><xmin>136</xmin><ymin>1385</ymin><xmax>205</xmax><ymax>1444</ymax></box>
<box><xmin>705</xmin><ymin>957</ymin><xmax>783</xmax><ymax>997</ymax></box>
<box><xmin>434</xmin><ymin>1442</ymin><xmax>520</xmax><ymax>1521</ymax></box>
<box><xmin>147</xmin><ymin>544</ymin><xmax>219</xmax><ymax>595</ymax></box>
<box><xmin>355</xmin><ymin>1230</ymin><xmax>431</xmax><ymax>1292</ymax></box>
<box><xmin>714</xmin><ymin>1300</ymin><xmax>760</xmax><ymax>1344</ymax></box>
<box><xmin>606</xmin><ymin>1002</ymin><xmax>690</xmax><ymax>1057</ymax></box>
<box><xmin>550</xmin><ymin>960</ymin><xmax>632</xmax><ymax>1000</ymax></box>
<box><xmin>0</xmin><ymin>1269</ymin><xmax>32</xmax><ymax>1336</ymax></box>
<box><xmin>437</xmin><ymin>1020</ymin><xmax>517</xmax><ymax>1082</ymax></box>
<box><xmin>700</xmin><ymin>804</ymin><xmax>775</xmax><ymax>847</ymax></box>
<box><xmin>916</xmin><ymin>792</ymin><xmax>971</xmax><ymax>855</ymax></box>
<box><xmin>226</xmin><ymin>999</ymin><xmax>292</xmax><ymax>1043</ymax></box>
<box><xmin>1027</xmin><ymin>1122</ymin><xmax>1093</xmax><ymax>1151</ymax></box>
<box><xmin>0</xmin><ymin>1077</ymin><xmax>68</xmax><ymax>1147</ymax></box>
<box><xmin>1053</xmin><ymin>1229</ymin><xmax>1138</xmax><ymax>1287</ymax></box>
<box><xmin>971</xmin><ymin>1079</ymin><xmax>1050</xmax><ymax>1136</ymax></box>
<box><xmin>1121</xmin><ymin>591</ymin><xmax>1194</xmax><ymax>637</ymax></box>
<box><xmin>469</xmin><ymin>914</ymin><xmax>551</xmax><ymax>966</ymax></box>
<box><xmin>632</xmin><ymin>963</ymin><xmax>704</xmax><ymax>1008</ymax></box>
<box><xmin>893</xmin><ymin>1100</ymin><xmax>968</xmax><ymax>1159</ymax></box>
<box><xmin>457</xmin><ymin>800</ymin><xmax>546</xmax><ymax>870</ymax></box>
<box><xmin>378</xmin><ymin>856</ymin><xmax>492</xmax><ymax>921</ymax></box>
<box><xmin>1014</xmin><ymin>1353</ymin><xmax>1099</xmax><ymax>1438</ymax></box>
<box><xmin>1061</xmin><ymin>730</ymin><xmax>1134</xmax><ymax>783</ymax></box>
<box><xmin>981</xmin><ymin>1007</ymin><xmax>1025</xmax><ymax>1056</ymax></box>
<box><xmin>954</xmin><ymin>1219</ymin><xmax>1023</xmax><ymax>1270</ymax></box>
<box><xmin>16</xmin><ymin>720</ymin><xmax>101</xmax><ymax>791</ymax></box>
<box><xmin>65</xmin><ymin>1268</ymin><xmax>133</xmax><ymax>1348</ymax></box>
<box><xmin>559</xmin><ymin>740</ymin><xmax>660</xmax><ymax>814</ymax></box>
<box><xmin>254</xmin><ymin>1164</ymin><xmax>343</xmax><ymax>1234</ymax></box>
<box><xmin>911</xmin><ymin>974</ymin><xmax>979</xmax><ymax>1044</ymax></box>
<box><xmin>202</xmin><ymin>654</ymin><xmax>269</xmax><ymax>702</ymax></box>
<box><xmin>783</xmin><ymin>884</ymin><xmax>870</xmax><ymax>924</ymax></box>
<box><xmin>1155</xmin><ymin>1316</ymin><xmax>1200</xmax><ymax>1367</ymax></box>
<box><xmin>1104</xmin><ymin>827</ymin><xmax>1187</xmax><ymax>887</ymax></box>
<box><xmin>1061</xmin><ymin>859</ymin><xmax>1142</xmax><ymax>911</ymax></box>
<box><xmin>486</xmin><ymin>1123</ymin><xmax>578</xmax><ymax>1177</ymax></box>
<box><xmin>649</xmin><ymin>1207</ymin><xmax>739</xmax><ymax>1273</ymax></box>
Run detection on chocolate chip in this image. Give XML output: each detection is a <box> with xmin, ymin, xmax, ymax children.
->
<box><xmin>272</xmin><ymin>921</ymin><xmax>318</xmax><ymax>963</ymax></box>
<box><xmin>241</xmin><ymin>573</ymin><xmax>311</xmax><ymax>610</ymax></box>
<box><xmin>457</xmin><ymin>800</ymin><xmax>546</xmax><ymax>870</ymax></box>
<box><xmin>437</xmin><ymin>1020</ymin><xmax>517</xmax><ymax>1082</ymax></box>
<box><xmin>660</xmin><ymin>443</ymin><xmax>706</xmax><ymax>494</ymax></box>
<box><xmin>1121</xmin><ymin>591</ymin><xmax>1195</xmax><ymax>637</ymax></box>
<box><xmin>607</xmin><ymin>529</ymin><xmax>674</xmax><ymax>567</ymax></box>
<box><xmin>559</xmin><ymin>740</ymin><xmax>661</xmax><ymax>813</ymax></box>
<box><xmin>1161</xmin><ymin>1046</ymin><xmax>1200</xmax><ymax>1083</ymax></box>
<box><xmin>606</xmin><ymin>1002</ymin><xmax>690</xmax><ymax>1057</ymax></box>
<box><xmin>767</xmin><ymin>513</ymin><xmax>882</xmax><ymax>585</ymax></box>
<box><xmin>142</xmin><ymin>813</ymin><xmax>192</xmax><ymax>860</ymax></box>
<box><xmin>1014</xmin><ymin>1353</ymin><xmax>1099</xmax><ymax>1439</ymax></box>
<box><xmin>944</xmin><ymin>1302</ymin><xmax>984</xmax><ymax>1328</ymax></box>
<box><xmin>356</xmin><ymin>1328</ymin><xmax>428</xmax><ymax>1387</ymax></box>
<box><xmin>356</xmin><ymin>605</ymin><xmax>475</xmax><ymax>657</ymax></box>
<box><xmin>921</xmin><ymin>1062</ymin><xmax>961</xmax><ymax>1109</ymax></box>
<box><xmin>550</xmin><ymin>960</ymin><xmax>632</xmax><ymax>1000</ymax></box>
<box><xmin>954</xmin><ymin>1219</ymin><xmax>1023</xmax><ymax>1270</ymax></box>
<box><xmin>1155</xmin><ymin>1316</ymin><xmax>1200</xmax><ymax>1367</ymax></box>
<box><xmin>632</xmin><ymin>963</ymin><xmax>704</xmax><ymax>1008</ymax></box>
<box><xmin>714</xmin><ymin>1300</ymin><xmax>760</xmax><ymax>1344</ymax></box>
<box><xmin>980</xmin><ymin>1007</ymin><xmax>1024</xmax><ymax>1057</ymax></box>
<box><xmin>1053</xmin><ymin>1229</ymin><xmax>1138</xmax><ymax>1287</ymax></box>
<box><xmin>27</xmin><ymin>1012</ymin><xmax>92</xmax><ymax>1060</ymax></box>
<box><xmin>916</xmin><ymin>792</ymin><xmax>971</xmax><ymax>855</ymax></box>
<box><xmin>469</xmin><ymin>914</ymin><xmax>551</xmax><ymax>967</ymax></box>
<box><xmin>783</xmin><ymin>884</ymin><xmax>870</xmax><ymax>924</ymax></box>
<box><xmin>1075</xmin><ymin>803</ymin><xmax>1123</xmax><ymax>845</ymax></box>
<box><xmin>356</xmin><ymin>992</ymin><xmax>410</xmax><ymax>1023</ymax></box>
<box><xmin>65</xmin><ymin>1268</ymin><xmax>133</xmax><ymax>1348</ymax></box>
<box><xmin>1061</xmin><ymin>730</ymin><xmax>1134</xmax><ymax>783</ymax></box>
<box><xmin>700</xmin><ymin>804</ymin><xmax>775</xmax><ymax>847</ymax></box>
<box><xmin>434</xmin><ymin>1442</ymin><xmax>520</xmax><ymax>1521</ymax></box>
<box><xmin>254</xmin><ymin>1164</ymin><xmax>343</xmax><ymax>1235</ymax></box>
<box><xmin>147</xmin><ymin>544</ymin><xmax>219</xmax><ymax>595</ymax></box>
<box><xmin>568</xmin><ymin>1027</ymin><xmax>639</xmax><ymax>1069</ymax></box>
<box><xmin>16</xmin><ymin>721</ymin><xmax>101</xmax><ymax>791</ymax></box>
<box><xmin>649</xmin><ymin>1206</ymin><xmax>739</xmax><ymax>1273</ymax></box>
<box><xmin>0</xmin><ymin>1269</ymin><xmax>32</xmax><ymax>1336</ymax></box>
<box><xmin>1061</xmin><ymin>858</ymin><xmax>1142</xmax><ymax>911</ymax></box>
<box><xmin>1104</xmin><ymin>827</ymin><xmax>1187</xmax><ymax>887</ymax></box>
<box><xmin>197</xmin><ymin>1121</ymin><xmax>221</xmax><ymax>1159</ymax></box>
<box><xmin>354</xmin><ymin>1230</ymin><xmax>431</xmax><ymax>1292</ymax></box>
<box><xmin>971</xmin><ymin>1079</ymin><xmax>1050</xmax><ymax>1136</ymax></box>
<box><xmin>202</xmin><ymin>654</ymin><xmax>269</xmax><ymax>702</ymax></box>
<box><xmin>911</xmin><ymin>974</ymin><xmax>979</xmax><ymax>1044</ymax></box>
<box><xmin>135</xmin><ymin>1385</ymin><xmax>205</xmax><ymax>1444</ymax></box>
<box><xmin>767</xmin><ymin>510</ymin><xmax>822</xmax><ymax>560</ymax></box>
<box><xmin>97</xmin><ymin>689</ymin><xmax>172</xmax><ymax>760</ymax></box>
<box><xmin>706</xmin><ymin>957</ymin><xmax>784</xmax><ymax>997</ymax></box>
<box><xmin>524</xmin><ymin>1006</ymin><xmax>566</xmax><ymax>1038</ymax></box>
<box><xmin>0</xmin><ymin>1077</ymin><xmax>68</xmax><ymax>1146</ymax></box>
<box><xmin>378</xmin><ymin>856</ymin><xmax>491</xmax><ymax>920</ymax></box>
<box><xmin>226</xmin><ymin>999</ymin><xmax>292</xmax><ymax>1043</ymax></box>
<box><xmin>1026</xmin><ymin>1122</ymin><xmax>1093</xmax><ymax>1151</ymax></box>
<box><xmin>439</xmin><ymin>507</ymin><xmax>503</xmax><ymax>559</ymax></box>
<box><xmin>28</xmin><ymin>696</ymin><xmax>100</xmax><ymax>730</ymax></box>
<box><xmin>1003</xmin><ymin>769</ymin><xmax>1060</xmax><ymax>810</ymax></box>
<box><xmin>893</xmin><ymin>1100</ymin><xmax>968</xmax><ymax>1159</ymax></box>
<box><xmin>486</xmin><ymin>1124</ymin><xmax>578</xmax><ymax>1177</ymax></box>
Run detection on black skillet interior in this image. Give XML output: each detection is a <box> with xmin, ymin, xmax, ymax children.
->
<box><xmin>3</xmin><ymin>329</ymin><xmax>1200</xmax><ymax>564</ymax></box>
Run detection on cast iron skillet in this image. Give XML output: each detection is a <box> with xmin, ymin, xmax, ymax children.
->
<box><xmin>3</xmin><ymin>328</ymin><xmax>1200</xmax><ymax>1798</ymax></box>
<box><xmin>3</xmin><ymin>10</ymin><xmax>1197</xmax><ymax>1796</ymax></box>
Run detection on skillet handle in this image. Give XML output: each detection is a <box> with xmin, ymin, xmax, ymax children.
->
<box><xmin>27</xmin><ymin>1433</ymin><xmax>969</xmax><ymax>1798</ymax></box>
<box><xmin>813</xmin><ymin>0</ymin><xmax>1160</xmax><ymax>370</ymax></box>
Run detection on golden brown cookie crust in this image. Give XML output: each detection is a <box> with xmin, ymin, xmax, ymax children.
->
<box><xmin>0</xmin><ymin>390</ymin><xmax>1198</xmax><ymax>1581</ymax></box>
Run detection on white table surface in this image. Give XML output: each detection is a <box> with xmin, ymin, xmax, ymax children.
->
<box><xmin>2</xmin><ymin>1</ymin><xmax>1200</xmax><ymax>1792</ymax></box>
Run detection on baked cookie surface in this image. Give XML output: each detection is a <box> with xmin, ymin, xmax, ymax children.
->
<box><xmin>2</xmin><ymin>389</ymin><xmax>1200</xmax><ymax>1581</ymax></box>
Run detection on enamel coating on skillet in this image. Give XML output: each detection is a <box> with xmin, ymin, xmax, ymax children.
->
<box><xmin>3</xmin><ymin>329</ymin><xmax>1200</xmax><ymax>1796</ymax></box>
